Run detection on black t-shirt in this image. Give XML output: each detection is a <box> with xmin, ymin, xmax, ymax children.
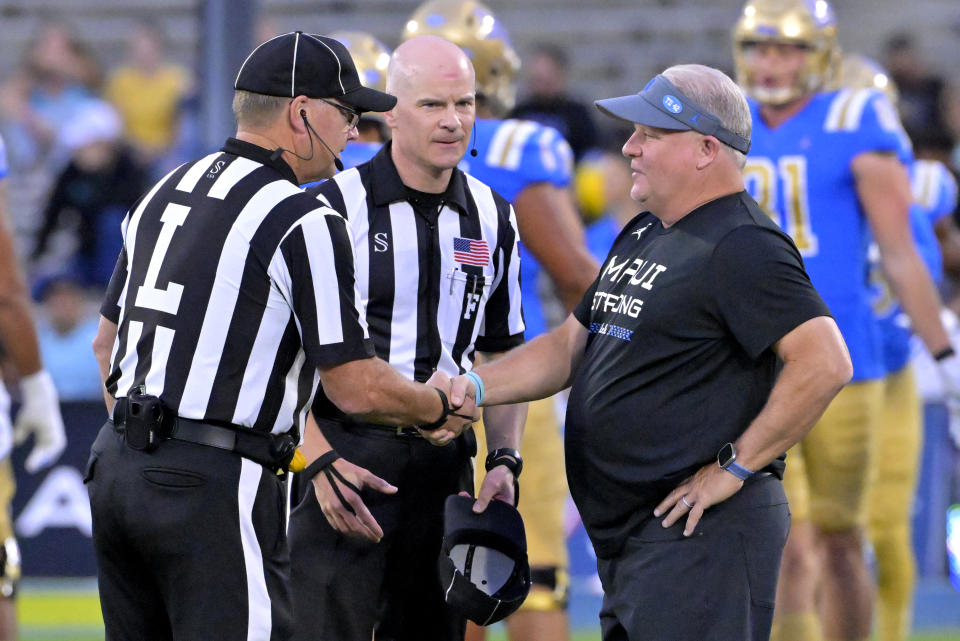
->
<box><xmin>567</xmin><ymin>191</ymin><xmax>831</xmax><ymax>558</ymax></box>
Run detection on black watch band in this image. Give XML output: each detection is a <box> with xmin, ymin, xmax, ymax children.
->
<box><xmin>418</xmin><ymin>387</ymin><xmax>476</xmax><ymax>432</ymax></box>
<box><xmin>485</xmin><ymin>447</ymin><xmax>523</xmax><ymax>478</ymax></box>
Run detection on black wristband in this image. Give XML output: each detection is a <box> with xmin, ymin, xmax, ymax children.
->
<box><xmin>301</xmin><ymin>449</ymin><xmax>340</xmax><ymax>481</ymax></box>
<box><xmin>485</xmin><ymin>448</ymin><xmax>523</xmax><ymax>478</ymax></box>
<box><xmin>934</xmin><ymin>346</ymin><xmax>956</xmax><ymax>362</ymax></box>
<box><xmin>418</xmin><ymin>387</ymin><xmax>451</xmax><ymax>432</ymax></box>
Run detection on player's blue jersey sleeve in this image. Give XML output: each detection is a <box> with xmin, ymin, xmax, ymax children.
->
<box><xmin>341</xmin><ymin>141</ymin><xmax>382</xmax><ymax>171</ymax></box>
<box><xmin>0</xmin><ymin>134</ymin><xmax>8</xmax><ymax>180</ymax></box>
<box><xmin>458</xmin><ymin>118</ymin><xmax>576</xmax><ymax>339</ymax></box>
<box><xmin>906</xmin><ymin>204</ymin><xmax>943</xmax><ymax>285</ymax></box>
<box><xmin>826</xmin><ymin>89</ymin><xmax>912</xmax><ymax>163</ymax></box>
<box><xmin>461</xmin><ymin>119</ymin><xmax>573</xmax><ymax>202</ymax></box>
<box><xmin>300</xmin><ymin>141</ymin><xmax>382</xmax><ymax>190</ymax></box>
<box><xmin>912</xmin><ymin>159</ymin><xmax>958</xmax><ymax>226</ymax></box>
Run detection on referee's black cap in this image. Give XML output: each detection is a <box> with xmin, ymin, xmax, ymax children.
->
<box><xmin>438</xmin><ymin>495</ymin><xmax>530</xmax><ymax>626</ymax></box>
<box><xmin>234</xmin><ymin>31</ymin><xmax>397</xmax><ymax>113</ymax></box>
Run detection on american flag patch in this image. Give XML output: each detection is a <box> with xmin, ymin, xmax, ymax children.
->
<box><xmin>453</xmin><ymin>237</ymin><xmax>489</xmax><ymax>266</ymax></box>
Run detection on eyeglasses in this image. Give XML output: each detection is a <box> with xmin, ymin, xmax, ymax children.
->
<box><xmin>317</xmin><ymin>98</ymin><xmax>362</xmax><ymax>129</ymax></box>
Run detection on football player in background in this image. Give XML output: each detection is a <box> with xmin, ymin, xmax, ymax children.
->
<box><xmin>330</xmin><ymin>31</ymin><xmax>391</xmax><ymax>169</ymax></box>
<box><xmin>733</xmin><ymin>1</ymin><xmax>960</xmax><ymax>640</ymax></box>
<box><xmin>0</xmin><ymin>133</ymin><xmax>67</xmax><ymax>641</ymax></box>
<box><xmin>402</xmin><ymin>2</ymin><xmax>599</xmax><ymax>640</ymax></box>
<box><xmin>836</xmin><ymin>53</ymin><xmax>959</xmax><ymax>641</ymax></box>
<box><xmin>299</xmin><ymin>31</ymin><xmax>391</xmax><ymax>190</ymax></box>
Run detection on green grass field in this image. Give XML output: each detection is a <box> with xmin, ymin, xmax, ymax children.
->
<box><xmin>14</xmin><ymin>589</ymin><xmax>960</xmax><ymax>641</ymax></box>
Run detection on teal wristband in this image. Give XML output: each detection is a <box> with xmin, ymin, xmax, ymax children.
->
<box><xmin>464</xmin><ymin>371</ymin><xmax>485</xmax><ymax>406</ymax></box>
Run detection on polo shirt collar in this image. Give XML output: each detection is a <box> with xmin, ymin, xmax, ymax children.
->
<box><xmin>369</xmin><ymin>141</ymin><xmax>470</xmax><ymax>215</ymax></box>
<box><xmin>222</xmin><ymin>138</ymin><xmax>299</xmax><ymax>185</ymax></box>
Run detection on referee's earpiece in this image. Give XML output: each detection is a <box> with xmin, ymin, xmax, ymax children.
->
<box><xmin>300</xmin><ymin>107</ymin><xmax>345</xmax><ymax>172</ymax></box>
<box><xmin>469</xmin><ymin>120</ymin><xmax>478</xmax><ymax>157</ymax></box>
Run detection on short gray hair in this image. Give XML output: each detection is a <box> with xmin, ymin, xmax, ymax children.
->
<box><xmin>662</xmin><ymin>64</ymin><xmax>752</xmax><ymax>168</ymax></box>
<box><xmin>232</xmin><ymin>90</ymin><xmax>288</xmax><ymax>128</ymax></box>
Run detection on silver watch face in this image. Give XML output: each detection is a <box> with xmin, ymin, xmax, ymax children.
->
<box><xmin>717</xmin><ymin>443</ymin><xmax>736</xmax><ymax>468</ymax></box>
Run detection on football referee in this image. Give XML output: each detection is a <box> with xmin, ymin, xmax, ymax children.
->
<box><xmin>289</xmin><ymin>36</ymin><xmax>526</xmax><ymax>641</ymax></box>
<box><xmin>88</xmin><ymin>33</ymin><xmax>474</xmax><ymax>641</ymax></box>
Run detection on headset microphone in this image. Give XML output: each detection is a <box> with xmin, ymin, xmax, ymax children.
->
<box><xmin>469</xmin><ymin>120</ymin><xmax>478</xmax><ymax>157</ymax></box>
<box><xmin>301</xmin><ymin>110</ymin><xmax>345</xmax><ymax>172</ymax></box>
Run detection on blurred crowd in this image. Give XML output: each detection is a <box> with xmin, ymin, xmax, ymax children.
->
<box><xmin>0</xmin><ymin>20</ymin><xmax>194</xmax><ymax>401</ymax></box>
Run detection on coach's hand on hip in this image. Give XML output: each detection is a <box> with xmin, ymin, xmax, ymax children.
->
<box><xmin>313</xmin><ymin>458</ymin><xmax>398</xmax><ymax>542</ymax></box>
<box><xmin>653</xmin><ymin>462</ymin><xmax>745</xmax><ymax>537</ymax></box>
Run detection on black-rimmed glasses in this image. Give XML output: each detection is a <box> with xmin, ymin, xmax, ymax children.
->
<box><xmin>317</xmin><ymin>98</ymin><xmax>362</xmax><ymax>129</ymax></box>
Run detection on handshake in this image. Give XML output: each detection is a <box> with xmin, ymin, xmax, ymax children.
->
<box><xmin>418</xmin><ymin>371</ymin><xmax>483</xmax><ymax>446</ymax></box>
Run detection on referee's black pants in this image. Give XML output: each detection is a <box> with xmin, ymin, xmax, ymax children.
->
<box><xmin>596</xmin><ymin>474</ymin><xmax>790</xmax><ymax>641</ymax></box>
<box><xmin>85</xmin><ymin>422</ymin><xmax>294</xmax><ymax>641</ymax></box>
<box><xmin>288</xmin><ymin>419</ymin><xmax>475</xmax><ymax>641</ymax></box>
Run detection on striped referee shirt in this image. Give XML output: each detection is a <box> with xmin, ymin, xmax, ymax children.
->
<box><xmin>308</xmin><ymin>142</ymin><xmax>523</xmax><ymax>414</ymax></box>
<box><xmin>100</xmin><ymin>138</ymin><xmax>375</xmax><ymax>435</ymax></box>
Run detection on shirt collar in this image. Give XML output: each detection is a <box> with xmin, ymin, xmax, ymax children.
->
<box><xmin>368</xmin><ymin>141</ymin><xmax>470</xmax><ymax>215</ymax></box>
<box><xmin>221</xmin><ymin>138</ymin><xmax>299</xmax><ymax>185</ymax></box>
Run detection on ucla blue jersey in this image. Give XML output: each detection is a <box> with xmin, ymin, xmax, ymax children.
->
<box><xmin>875</xmin><ymin>160</ymin><xmax>959</xmax><ymax>372</ymax></box>
<box><xmin>340</xmin><ymin>140</ymin><xmax>382</xmax><ymax>171</ymax></box>
<box><xmin>0</xmin><ymin>134</ymin><xmax>7</xmax><ymax>180</ymax></box>
<box><xmin>585</xmin><ymin>215</ymin><xmax>621</xmax><ymax>265</ymax></box>
<box><xmin>300</xmin><ymin>140</ymin><xmax>383</xmax><ymax>190</ymax></box>
<box><xmin>745</xmin><ymin>89</ymin><xmax>912</xmax><ymax>381</ymax></box>
<box><xmin>912</xmin><ymin>159</ymin><xmax>958</xmax><ymax>228</ymax></box>
<box><xmin>459</xmin><ymin>118</ymin><xmax>574</xmax><ymax>337</ymax></box>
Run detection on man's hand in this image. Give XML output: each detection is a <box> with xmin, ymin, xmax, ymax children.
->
<box><xmin>426</xmin><ymin>369</ymin><xmax>452</xmax><ymax>395</ymax></box>
<box><xmin>653</xmin><ymin>463</ymin><xmax>744</xmax><ymax>536</ymax></box>
<box><xmin>418</xmin><ymin>371</ymin><xmax>479</xmax><ymax>446</ymax></box>
<box><xmin>470</xmin><ymin>464</ymin><xmax>516</xmax><ymax>513</ymax></box>
<box><xmin>449</xmin><ymin>374</ymin><xmax>477</xmax><ymax>408</ymax></box>
<box><xmin>13</xmin><ymin>370</ymin><xmax>67</xmax><ymax>473</ymax></box>
<box><xmin>312</xmin><ymin>457</ymin><xmax>397</xmax><ymax>542</ymax></box>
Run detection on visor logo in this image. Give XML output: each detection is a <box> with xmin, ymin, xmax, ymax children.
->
<box><xmin>662</xmin><ymin>95</ymin><xmax>683</xmax><ymax>113</ymax></box>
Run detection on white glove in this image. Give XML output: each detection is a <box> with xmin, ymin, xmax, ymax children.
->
<box><xmin>936</xmin><ymin>352</ymin><xmax>960</xmax><ymax>448</ymax></box>
<box><xmin>13</xmin><ymin>370</ymin><xmax>67</xmax><ymax>473</ymax></box>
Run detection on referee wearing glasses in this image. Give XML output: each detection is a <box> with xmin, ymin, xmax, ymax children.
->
<box><xmin>88</xmin><ymin>33</ymin><xmax>474</xmax><ymax>641</ymax></box>
<box><xmin>290</xmin><ymin>36</ymin><xmax>526</xmax><ymax>641</ymax></box>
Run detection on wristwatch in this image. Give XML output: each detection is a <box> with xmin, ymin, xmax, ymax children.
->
<box><xmin>485</xmin><ymin>448</ymin><xmax>523</xmax><ymax>478</ymax></box>
<box><xmin>717</xmin><ymin>443</ymin><xmax>754</xmax><ymax>481</ymax></box>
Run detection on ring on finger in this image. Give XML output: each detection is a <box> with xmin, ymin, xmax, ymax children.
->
<box><xmin>681</xmin><ymin>495</ymin><xmax>694</xmax><ymax>509</ymax></box>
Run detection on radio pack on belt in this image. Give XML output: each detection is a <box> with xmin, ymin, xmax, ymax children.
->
<box><xmin>117</xmin><ymin>386</ymin><xmax>300</xmax><ymax>473</ymax></box>
<box><xmin>124</xmin><ymin>387</ymin><xmax>168</xmax><ymax>452</ymax></box>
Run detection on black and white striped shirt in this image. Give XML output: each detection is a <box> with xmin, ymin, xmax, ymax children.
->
<box><xmin>307</xmin><ymin>143</ymin><xmax>524</xmax><ymax>415</ymax></box>
<box><xmin>101</xmin><ymin>138</ymin><xmax>374</xmax><ymax>435</ymax></box>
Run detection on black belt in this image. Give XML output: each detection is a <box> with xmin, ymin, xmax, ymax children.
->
<box><xmin>112</xmin><ymin>398</ymin><xmax>296</xmax><ymax>472</ymax></box>
<box><xmin>347</xmin><ymin>423</ymin><xmax>424</xmax><ymax>439</ymax></box>
<box><xmin>317</xmin><ymin>415</ymin><xmax>424</xmax><ymax>439</ymax></box>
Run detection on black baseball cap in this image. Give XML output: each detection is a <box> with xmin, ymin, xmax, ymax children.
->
<box><xmin>234</xmin><ymin>31</ymin><xmax>396</xmax><ymax>113</ymax></box>
<box><xmin>595</xmin><ymin>75</ymin><xmax>751</xmax><ymax>154</ymax></box>
<box><xmin>438</xmin><ymin>495</ymin><xmax>531</xmax><ymax>626</ymax></box>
